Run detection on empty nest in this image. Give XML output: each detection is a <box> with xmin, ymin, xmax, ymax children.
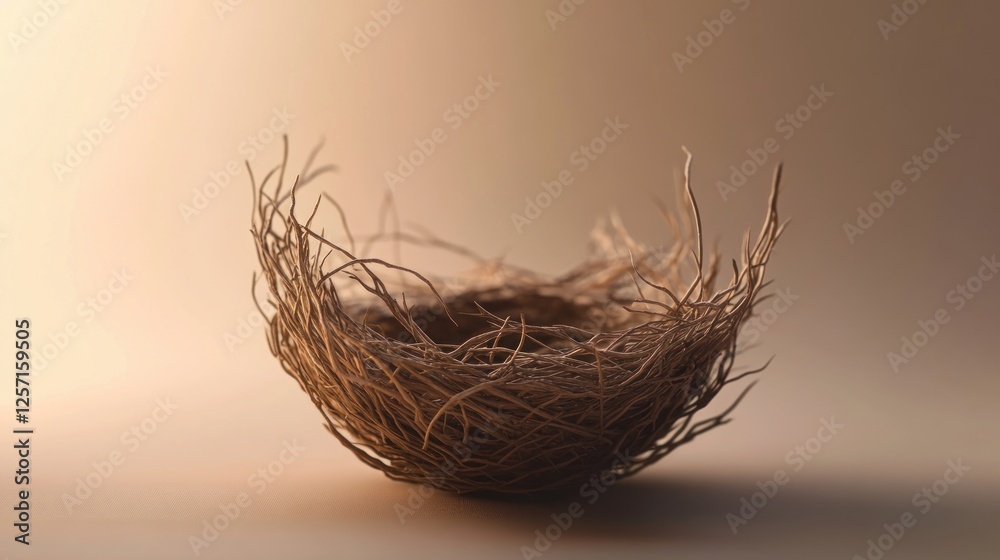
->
<box><xmin>251</xmin><ymin>139</ymin><xmax>785</xmax><ymax>494</ymax></box>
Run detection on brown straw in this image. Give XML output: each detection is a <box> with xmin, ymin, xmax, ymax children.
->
<box><xmin>251</xmin><ymin>138</ymin><xmax>785</xmax><ymax>494</ymax></box>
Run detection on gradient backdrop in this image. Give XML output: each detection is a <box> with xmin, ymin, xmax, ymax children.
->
<box><xmin>1</xmin><ymin>1</ymin><xmax>998</xmax><ymax>559</ymax></box>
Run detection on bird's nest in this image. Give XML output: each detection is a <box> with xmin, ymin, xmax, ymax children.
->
<box><xmin>251</xmin><ymin>139</ymin><xmax>785</xmax><ymax>494</ymax></box>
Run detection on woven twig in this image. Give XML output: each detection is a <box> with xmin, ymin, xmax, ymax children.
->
<box><xmin>251</xmin><ymin>138</ymin><xmax>785</xmax><ymax>494</ymax></box>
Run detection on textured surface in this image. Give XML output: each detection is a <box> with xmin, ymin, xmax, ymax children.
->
<box><xmin>251</xmin><ymin>143</ymin><xmax>783</xmax><ymax>493</ymax></box>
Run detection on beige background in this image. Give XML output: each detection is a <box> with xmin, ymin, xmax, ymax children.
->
<box><xmin>1</xmin><ymin>0</ymin><xmax>998</xmax><ymax>558</ymax></box>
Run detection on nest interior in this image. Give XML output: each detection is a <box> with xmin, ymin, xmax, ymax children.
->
<box><xmin>251</xmin><ymin>140</ymin><xmax>785</xmax><ymax>494</ymax></box>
